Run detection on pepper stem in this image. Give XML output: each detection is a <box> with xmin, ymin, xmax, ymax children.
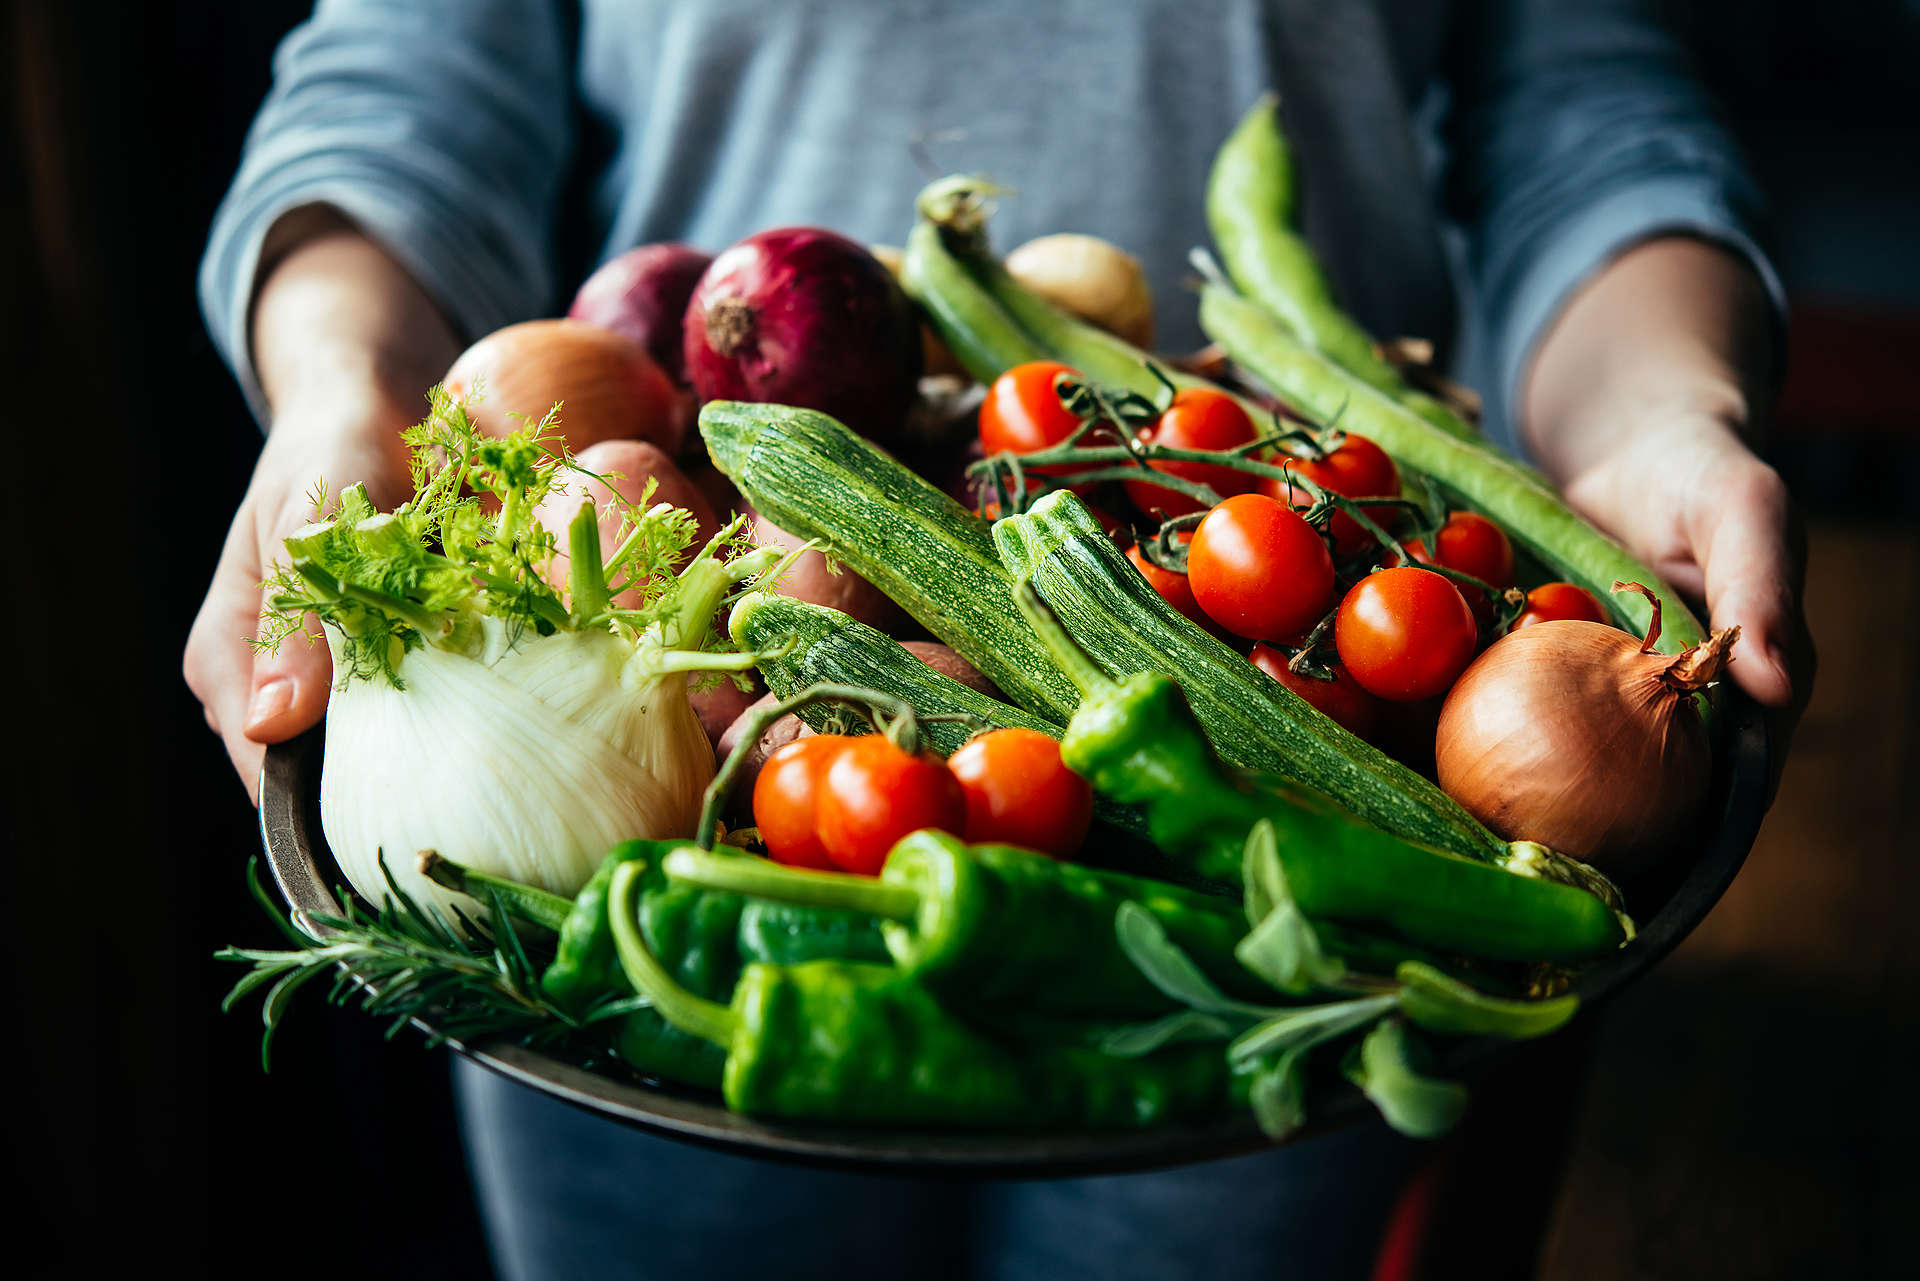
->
<box><xmin>1011</xmin><ymin>576</ymin><xmax>1111</xmax><ymax>697</ymax></box>
<box><xmin>417</xmin><ymin>851</ymin><xmax>574</xmax><ymax>932</ymax></box>
<box><xmin>607</xmin><ymin>862</ymin><xmax>738</xmax><ymax>1048</ymax></box>
<box><xmin>662</xmin><ymin>848</ymin><xmax>920</xmax><ymax>922</ymax></box>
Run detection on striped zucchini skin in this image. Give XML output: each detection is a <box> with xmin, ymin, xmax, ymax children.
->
<box><xmin>699</xmin><ymin>401</ymin><xmax>1080</xmax><ymax>724</ymax></box>
<box><xmin>730</xmin><ymin>593</ymin><xmax>1150</xmax><ymax>841</ymax></box>
<box><xmin>994</xmin><ymin>490</ymin><xmax>1510</xmax><ymax>864</ymax></box>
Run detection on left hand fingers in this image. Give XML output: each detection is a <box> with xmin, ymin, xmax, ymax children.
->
<box><xmin>1684</xmin><ymin>457</ymin><xmax>1803</xmax><ymax>709</ymax></box>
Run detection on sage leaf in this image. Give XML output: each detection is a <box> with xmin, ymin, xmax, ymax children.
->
<box><xmin>1344</xmin><ymin>1018</ymin><xmax>1468</xmax><ymax>1139</ymax></box>
<box><xmin>1114</xmin><ymin>901</ymin><xmax>1273</xmax><ymax>1019</ymax></box>
<box><xmin>1247</xmin><ymin>1047</ymin><xmax>1310</xmax><ymax>1140</ymax></box>
<box><xmin>1100</xmin><ymin>1010</ymin><xmax>1238</xmax><ymax>1058</ymax></box>
<box><xmin>1394</xmin><ymin>962</ymin><xmax>1579</xmax><ymax>1039</ymax></box>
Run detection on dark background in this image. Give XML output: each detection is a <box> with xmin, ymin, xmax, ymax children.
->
<box><xmin>4</xmin><ymin>3</ymin><xmax>1916</xmax><ymax>1278</ymax></box>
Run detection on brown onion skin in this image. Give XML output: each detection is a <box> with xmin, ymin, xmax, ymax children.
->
<box><xmin>445</xmin><ymin>319</ymin><xmax>687</xmax><ymax>456</ymax></box>
<box><xmin>683</xmin><ymin>227</ymin><xmax>922</xmax><ymax>443</ymax></box>
<box><xmin>739</xmin><ymin>499</ymin><xmax>913</xmax><ymax>636</ymax></box>
<box><xmin>1435</xmin><ymin>619</ymin><xmax>1714</xmax><ymax>877</ymax></box>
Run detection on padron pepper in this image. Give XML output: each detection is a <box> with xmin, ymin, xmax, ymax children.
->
<box><xmin>664</xmin><ymin>830</ymin><xmax>1263</xmax><ymax>1018</ymax></box>
<box><xmin>1014</xmin><ymin>586</ymin><xmax>1631</xmax><ymax>964</ymax></box>
<box><xmin>427</xmin><ymin>842</ymin><xmax>889</xmax><ymax>1088</ymax></box>
<box><xmin>607</xmin><ymin>861</ymin><xmax>1238</xmax><ymax>1127</ymax></box>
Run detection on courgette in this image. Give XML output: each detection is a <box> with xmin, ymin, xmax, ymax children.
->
<box><xmin>994</xmin><ymin>489</ymin><xmax>1511</xmax><ymax>864</ymax></box>
<box><xmin>698</xmin><ymin>401</ymin><xmax>1081</xmax><ymax>723</ymax></box>
<box><xmin>729</xmin><ymin>592</ymin><xmax>1152</xmax><ymax>843</ymax></box>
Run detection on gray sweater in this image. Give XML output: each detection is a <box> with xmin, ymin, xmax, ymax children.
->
<box><xmin>201</xmin><ymin>0</ymin><xmax>1778</xmax><ymax>447</ymax></box>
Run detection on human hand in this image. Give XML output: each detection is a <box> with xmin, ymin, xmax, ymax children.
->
<box><xmin>183</xmin><ymin>405</ymin><xmax>413</xmax><ymax>801</ymax></box>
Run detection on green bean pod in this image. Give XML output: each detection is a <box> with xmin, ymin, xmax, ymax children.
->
<box><xmin>900</xmin><ymin>215</ymin><xmax>1049</xmax><ymax>383</ymax></box>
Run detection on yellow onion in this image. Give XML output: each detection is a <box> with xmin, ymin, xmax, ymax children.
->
<box><xmin>1435</xmin><ymin>584</ymin><xmax>1736</xmax><ymax>875</ymax></box>
<box><xmin>444</xmin><ymin>318</ymin><xmax>686</xmax><ymax>456</ymax></box>
<box><xmin>1005</xmin><ymin>233</ymin><xmax>1156</xmax><ymax>350</ymax></box>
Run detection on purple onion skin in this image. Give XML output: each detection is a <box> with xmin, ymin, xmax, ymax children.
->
<box><xmin>684</xmin><ymin>227</ymin><xmax>923</xmax><ymax>442</ymax></box>
<box><xmin>568</xmin><ymin>243</ymin><xmax>713</xmax><ymax>386</ymax></box>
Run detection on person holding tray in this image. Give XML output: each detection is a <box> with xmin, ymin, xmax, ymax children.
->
<box><xmin>186</xmin><ymin>2</ymin><xmax>1810</xmax><ymax>1277</ymax></box>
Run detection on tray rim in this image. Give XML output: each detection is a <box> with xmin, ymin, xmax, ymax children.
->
<box><xmin>254</xmin><ymin>691</ymin><xmax>1768</xmax><ymax>1176</ymax></box>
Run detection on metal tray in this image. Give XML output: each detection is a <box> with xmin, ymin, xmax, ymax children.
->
<box><xmin>257</xmin><ymin>694</ymin><xmax>1768</xmax><ymax>1177</ymax></box>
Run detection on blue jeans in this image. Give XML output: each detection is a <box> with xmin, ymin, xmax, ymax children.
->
<box><xmin>454</xmin><ymin>1058</ymin><xmax>1420</xmax><ymax>1280</ymax></box>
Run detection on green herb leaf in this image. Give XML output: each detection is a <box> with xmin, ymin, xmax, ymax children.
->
<box><xmin>1247</xmin><ymin>1047</ymin><xmax>1310</xmax><ymax>1140</ymax></box>
<box><xmin>1235</xmin><ymin>821</ymin><xmax>1345</xmax><ymax>995</ymax></box>
<box><xmin>1114</xmin><ymin>902</ymin><xmax>1273</xmax><ymax>1019</ymax></box>
<box><xmin>1394</xmin><ymin>962</ymin><xmax>1579</xmax><ymax>1039</ymax></box>
<box><xmin>1100</xmin><ymin>1010</ymin><xmax>1238</xmax><ymax>1058</ymax></box>
<box><xmin>1228</xmin><ymin>993</ymin><xmax>1397</xmax><ymax>1065</ymax></box>
<box><xmin>1343</xmin><ymin>1018</ymin><xmax>1468</xmax><ymax>1139</ymax></box>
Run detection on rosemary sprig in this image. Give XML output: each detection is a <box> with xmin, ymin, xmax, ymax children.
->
<box><xmin>216</xmin><ymin>856</ymin><xmax>638</xmax><ymax>1071</ymax></box>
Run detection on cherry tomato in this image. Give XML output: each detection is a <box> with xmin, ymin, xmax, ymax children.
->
<box><xmin>1249</xmin><ymin>644</ymin><xmax>1383</xmax><ymax>741</ymax></box>
<box><xmin>815</xmin><ymin>735</ymin><xmax>967</xmax><ymax>875</ymax></box>
<box><xmin>752</xmin><ymin>735</ymin><xmax>852</xmax><ymax>869</ymax></box>
<box><xmin>979</xmin><ymin>361</ymin><xmax>1084</xmax><ymax>470</ymax></box>
<box><xmin>1334</xmin><ymin>567</ymin><xmax>1479</xmax><ymax>702</ymax></box>
<box><xmin>1188</xmin><ymin>494</ymin><xmax>1337</xmax><ymax>640</ymax></box>
<box><xmin>1261</xmin><ymin>433</ymin><xmax>1399</xmax><ymax>553</ymax></box>
<box><xmin>1431</xmin><ymin>512</ymin><xmax>1515</xmax><ymax>587</ymax></box>
<box><xmin>1125</xmin><ymin>535</ymin><xmax>1209</xmax><ymax>627</ymax></box>
<box><xmin>1511</xmin><ymin>581</ymin><xmax>1609</xmax><ymax>631</ymax></box>
<box><xmin>1124</xmin><ymin>389</ymin><xmax>1260</xmax><ymax>518</ymax></box>
<box><xmin>947</xmin><ymin>728</ymin><xmax>1093</xmax><ymax>856</ymax></box>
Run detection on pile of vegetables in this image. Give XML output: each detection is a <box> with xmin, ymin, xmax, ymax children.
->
<box><xmin>222</xmin><ymin>95</ymin><xmax>1738</xmax><ymax>1145</ymax></box>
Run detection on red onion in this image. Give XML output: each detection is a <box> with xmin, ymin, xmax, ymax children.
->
<box><xmin>1435</xmin><ymin>583</ymin><xmax>1735</xmax><ymax>875</ymax></box>
<box><xmin>567</xmin><ymin>243</ymin><xmax>712</xmax><ymax>387</ymax></box>
<box><xmin>683</xmin><ymin>228</ymin><xmax>922</xmax><ymax>442</ymax></box>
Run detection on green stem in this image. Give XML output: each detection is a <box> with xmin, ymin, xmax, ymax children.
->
<box><xmin>1227</xmin><ymin>993</ymin><xmax>1398</xmax><ymax>1066</ymax></box>
<box><xmin>662</xmin><ymin>848</ymin><xmax>920</xmax><ymax>921</ymax></box>
<box><xmin>566</xmin><ymin>500</ymin><xmax>612</xmax><ymax>623</ymax></box>
<box><xmin>1011</xmin><ymin>577</ymin><xmax>1111</xmax><ymax>696</ymax></box>
<box><xmin>417</xmin><ymin>851</ymin><xmax>573</xmax><ymax>932</ymax></box>
<box><xmin>694</xmin><ymin>681</ymin><xmax>932</xmax><ymax>851</ymax></box>
<box><xmin>607</xmin><ymin>862</ymin><xmax>737</xmax><ymax>1048</ymax></box>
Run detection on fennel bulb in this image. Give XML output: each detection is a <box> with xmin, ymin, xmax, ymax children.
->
<box><xmin>260</xmin><ymin>391</ymin><xmax>783</xmax><ymax>920</ymax></box>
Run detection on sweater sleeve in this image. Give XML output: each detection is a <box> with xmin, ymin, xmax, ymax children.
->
<box><xmin>1444</xmin><ymin>0</ymin><xmax>1786</xmax><ymax>452</ymax></box>
<box><xmin>197</xmin><ymin>0</ymin><xmax>575</xmax><ymax>423</ymax></box>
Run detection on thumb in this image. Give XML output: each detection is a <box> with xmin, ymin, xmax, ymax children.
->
<box><xmin>242</xmin><ymin>604</ymin><xmax>333</xmax><ymax>746</ymax></box>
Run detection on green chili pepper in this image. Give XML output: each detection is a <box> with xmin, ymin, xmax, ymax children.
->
<box><xmin>607</xmin><ymin>862</ymin><xmax>1236</xmax><ymax>1127</ymax></box>
<box><xmin>664</xmin><ymin>831</ymin><xmax>1260</xmax><ymax>1018</ymax></box>
<box><xmin>1013</xmin><ymin>588</ymin><xmax>1629</xmax><ymax>964</ymax></box>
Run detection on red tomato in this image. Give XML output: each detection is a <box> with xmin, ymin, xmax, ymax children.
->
<box><xmin>1125</xmin><ymin>535</ymin><xmax>1209</xmax><ymax>627</ymax></box>
<box><xmin>1124</xmin><ymin>389</ymin><xmax>1260</xmax><ymax>518</ymax></box>
<box><xmin>752</xmin><ymin>736</ymin><xmax>852</xmax><ymax>869</ymax></box>
<box><xmin>947</xmin><ymin>728</ymin><xmax>1093</xmax><ymax>856</ymax></box>
<box><xmin>1334</xmin><ymin>567</ymin><xmax>1479</xmax><ymax>702</ymax></box>
<box><xmin>1188</xmin><ymin>495</ymin><xmax>1337</xmax><ymax>640</ymax></box>
<box><xmin>1511</xmin><ymin>581</ymin><xmax>1609</xmax><ymax>630</ymax></box>
<box><xmin>1261</xmin><ymin>433</ymin><xmax>1399</xmax><ymax>553</ymax></box>
<box><xmin>815</xmin><ymin>736</ymin><xmax>967</xmax><ymax>875</ymax></box>
<box><xmin>978</xmin><ymin>361</ymin><xmax>1084</xmax><ymax>469</ymax></box>
<box><xmin>1249</xmin><ymin>644</ymin><xmax>1383</xmax><ymax>741</ymax></box>
<box><xmin>1432</xmin><ymin>512</ymin><xmax>1515</xmax><ymax>587</ymax></box>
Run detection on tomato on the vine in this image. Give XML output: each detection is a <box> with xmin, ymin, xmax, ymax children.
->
<box><xmin>947</xmin><ymin>728</ymin><xmax>1093</xmax><ymax>856</ymax></box>
<box><xmin>815</xmin><ymin>735</ymin><xmax>967</xmax><ymax>875</ymax></box>
<box><xmin>1431</xmin><ymin>512</ymin><xmax>1515</xmax><ymax>588</ymax></box>
<box><xmin>1511</xmin><ymin>581</ymin><xmax>1609</xmax><ymax>631</ymax></box>
<box><xmin>1261</xmin><ymin>432</ymin><xmax>1399</xmax><ymax>553</ymax></box>
<box><xmin>1249</xmin><ymin>643</ymin><xmax>1383</xmax><ymax>740</ymax></box>
<box><xmin>1124</xmin><ymin>389</ymin><xmax>1259</xmax><ymax>519</ymax></box>
<box><xmin>752</xmin><ymin>735</ymin><xmax>852</xmax><ymax>869</ymax></box>
<box><xmin>1334</xmin><ymin>567</ymin><xmax>1479</xmax><ymax>702</ymax></box>
<box><xmin>1126</xmin><ymin>534</ymin><xmax>1209</xmax><ymax>627</ymax></box>
<box><xmin>1188</xmin><ymin>494</ymin><xmax>1337</xmax><ymax>640</ymax></box>
<box><xmin>979</xmin><ymin>361</ymin><xmax>1085</xmax><ymax>468</ymax></box>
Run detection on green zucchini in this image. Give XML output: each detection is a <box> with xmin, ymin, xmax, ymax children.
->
<box><xmin>728</xmin><ymin>592</ymin><xmax>1151</xmax><ymax>843</ymax></box>
<box><xmin>698</xmin><ymin>400</ymin><xmax>1081</xmax><ymax>723</ymax></box>
<box><xmin>994</xmin><ymin>489</ymin><xmax>1511</xmax><ymax>864</ymax></box>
